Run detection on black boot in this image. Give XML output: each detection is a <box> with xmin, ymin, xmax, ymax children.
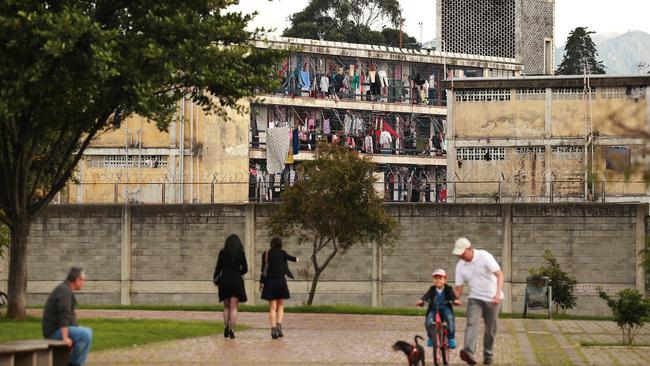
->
<box><xmin>271</xmin><ymin>327</ymin><xmax>278</xmax><ymax>339</ymax></box>
<box><xmin>277</xmin><ymin>323</ymin><xmax>283</xmax><ymax>338</ymax></box>
<box><xmin>229</xmin><ymin>328</ymin><xmax>235</xmax><ymax>339</ymax></box>
<box><xmin>224</xmin><ymin>326</ymin><xmax>229</xmax><ymax>338</ymax></box>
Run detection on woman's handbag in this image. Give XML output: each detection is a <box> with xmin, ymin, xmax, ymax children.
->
<box><xmin>213</xmin><ymin>274</ymin><xmax>221</xmax><ymax>287</ymax></box>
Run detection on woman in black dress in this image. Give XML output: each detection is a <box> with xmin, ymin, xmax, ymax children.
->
<box><xmin>213</xmin><ymin>234</ymin><xmax>248</xmax><ymax>339</ymax></box>
<box><xmin>260</xmin><ymin>237</ymin><xmax>298</xmax><ymax>339</ymax></box>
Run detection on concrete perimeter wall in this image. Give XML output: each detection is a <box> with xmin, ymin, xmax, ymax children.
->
<box><xmin>1</xmin><ymin>203</ymin><xmax>646</xmax><ymax>316</ymax></box>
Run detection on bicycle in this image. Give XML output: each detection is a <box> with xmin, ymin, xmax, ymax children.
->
<box><xmin>418</xmin><ymin>300</ymin><xmax>456</xmax><ymax>366</ymax></box>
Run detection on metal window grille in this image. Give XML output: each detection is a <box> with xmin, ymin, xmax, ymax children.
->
<box><xmin>515</xmin><ymin>146</ymin><xmax>545</xmax><ymax>161</ymax></box>
<box><xmin>457</xmin><ymin>147</ymin><xmax>505</xmax><ymax>161</ymax></box>
<box><xmin>87</xmin><ymin>155</ymin><xmax>168</xmax><ymax>168</ymax></box>
<box><xmin>516</xmin><ymin>88</ymin><xmax>546</xmax><ymax>101</ymax></box>
<box><xmin>552</xmin><ymin>87</ymin><xmax>596</xmax><ymax>100</ymax></box>
<box><xmin>455</xmin><ymin>89</ymin><xmax>511</xmax><ymax>102</ymax></box>
<box><xmin>552</xmin><ymin>146</ymin><xmax>584</xmax><ymax>160</ymax></box>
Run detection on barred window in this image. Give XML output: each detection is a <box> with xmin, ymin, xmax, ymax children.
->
<box><xmin>87</xmin><ymin>155</ymin><xmax>168</xmax><ymax>168</ymax></box>
<box><xmin>457</xmin><ymin>147</ymin><xmax>505</xmax><ymax>161</ymax></box>
<box><xmin>455</xmin><ymin>89</ymin><xmax>511</xmax><ymax>102</ymax></box>
<box><xmin>515</xmin><ymin>146</ymin><xmax>545</xmax><ymax>160</ymax></box>
<box><xmin>600</xmin><ymin>87</ymin><xmax>627</xmax><ymax>100</ymax></box>
<box><xmin>552</xmin><ymin>146</ymin><xmax>584</xmax><ymax>160</ymax></box>
<box><xmin>552</xmin><ymin>87</ymin><xmax>596</xmax><ymax>100</ymax></box>
<box><xmin>516</xmin><ymin>88</ymin><xmax>546</xmax><ymax>101</ymax></box>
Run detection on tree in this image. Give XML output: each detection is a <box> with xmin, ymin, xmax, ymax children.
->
<box><xmin>599</xmin><ymin>288</ymin><xmax>650</xmax><ymax>345</ymax></box>
<box><xmin>270</xmin><ymin>144</ymin><xmax>397</xmax><ymax>305</ymax></box>
<box><xmin>282</xmin><ymin>0</ymin><xmax>420</xmax><ymax>48</ymax></box>
<box><xmin>557</xmin><ymin>27</ymin><xmax>606</xmax><ymax>75</ymax></box>
<box><xmin>0</xmin><ymin>1</ymin><xmax>283</xmax><ymax>319</ymax></box>
<box><xmin>529</xmin><ymin>250</ymin><xmax>578</xmax><ymax>313</ymax></box>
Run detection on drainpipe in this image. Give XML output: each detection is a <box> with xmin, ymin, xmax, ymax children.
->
<box><xmin>180</xmin><ymin>98</ymin><xmax>185</xmax><ymax>203</ymax></box>
<box><xmin>190</xmin><ymin>101</ymin><xmax>194</xmax><ymax>203</ymax></box>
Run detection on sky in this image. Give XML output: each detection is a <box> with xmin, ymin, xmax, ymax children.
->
<box><xmin>229</xmin><ymin>0</ymin><xmax>650</xmax><ymax>46</ymax></box>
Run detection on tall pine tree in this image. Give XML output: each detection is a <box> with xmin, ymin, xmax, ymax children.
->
<box><xmin>557</xmin><ymin>27</ymin><xmax>606</xmax><ymax>75</ymax></box>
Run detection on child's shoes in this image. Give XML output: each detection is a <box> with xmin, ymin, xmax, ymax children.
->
<box><xmin>449</xmin><ymin>338</ymin><xmax>457</xmax><ymax>349</ymax></box>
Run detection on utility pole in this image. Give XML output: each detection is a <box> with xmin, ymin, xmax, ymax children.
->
<box><xmin>399</xmin><ymin>18</ymin><xmax>403</xmax><ymax>48</ymax></box>
<box><xmin>418</xmin><ymin>22</ymin><xmax>423</xmax><ymax>46</ymax></box>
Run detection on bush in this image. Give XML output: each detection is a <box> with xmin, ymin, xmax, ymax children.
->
<box><xmin>599</xmin><ymin>288</ymin><xmax>650</xmax><ymax>345</ymax></box>
<box><xmin>529</xmin><ymin>249</ymin><xmax>577</xmax><ymax>312</ymax></box>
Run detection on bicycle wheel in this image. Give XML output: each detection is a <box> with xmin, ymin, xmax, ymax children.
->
<box><xmin>0</xmin><ymin>291</ymin><xmax>8</xmax><ymax>309</ymax></box>
<box><xmin>433</xmin><ymin>326</ymin><xmax>442</xmax><ymax>366</ymax></box>
<box><xmin>441</xmin><ymin>326</ymin><xmax>449</xmax><ymax>365</ymax></box>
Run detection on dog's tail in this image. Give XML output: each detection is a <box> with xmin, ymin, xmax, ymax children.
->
<box><xmin>414</xmin><ymin>335</ymin><xmax>424</xmax><ymax>346</ymax></box>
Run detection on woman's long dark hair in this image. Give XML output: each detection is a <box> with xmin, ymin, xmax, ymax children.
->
<box><xmin>222</xmin><ymin>234</ymin><xmax>244</xmax><ymax>262</ymax></box>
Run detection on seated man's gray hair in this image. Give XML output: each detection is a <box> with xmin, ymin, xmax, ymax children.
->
<box><xmin>66</xmin><ymin>267</ymin><xmax>84</xmax><ymax>282</ymax></box>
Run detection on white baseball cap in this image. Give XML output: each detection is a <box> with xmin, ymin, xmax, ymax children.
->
<box><xmin>452</xmin><ymin>237</ymin><xmax>472</xmax><ymax>255</ymax></box>
<box><xmin>432</xmin><ymin>269</ymin><xmax>447</xmax><ymax>277</ymax></box>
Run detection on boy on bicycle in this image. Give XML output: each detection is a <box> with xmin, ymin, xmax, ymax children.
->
<box><xmin>416</xmin><ymin>268</ymin><xmax>461</xmax><ymax>348</ymax></box>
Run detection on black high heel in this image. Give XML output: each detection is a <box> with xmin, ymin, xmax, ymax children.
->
<box><xmin>271</xmin><ymin>327</ymin><xmax>278</xmax><ymax>339</ymax></box>
<box><xmin>277</xmin><ymin>323</ymin><xmax>283</xmax><ymax>338</ymax></box>
<box><xmin>223</xmin><ymin>326</ymin><xmax>229</xmax><ymax>338</ymax></box>
<box><xmin>229</xmin><ymin>329</ymin><xmax>235</xmax><ymax>339</ymax></box>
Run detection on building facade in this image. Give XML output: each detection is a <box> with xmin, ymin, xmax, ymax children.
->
<box><xmin>437</xmin><ymin>0</ymin><xmax>555</xmax><ymax>75</ymax></box>
<box><xmin>68</xmin><ymin>36</ymin><xmax>522</xmax><ymax>204</ymax></box>
<box><xmin>445</xmin><ymin>75</ymin><xmax>650</xmax><ymax>202</ymax></box>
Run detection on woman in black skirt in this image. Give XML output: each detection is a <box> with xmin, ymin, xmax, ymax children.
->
<box><xmin>213</xmin><ymin>234</ymin><xmax>248</xmax><ymax>339</ymax></box>
<box><xmin>260</xmin><ymin>237</ymin><xmax>298</xmax><ymax>339</ymax></box>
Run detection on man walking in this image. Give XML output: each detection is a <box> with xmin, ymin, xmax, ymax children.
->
<box><xmin>43</xmin><ymin>267</ymin><xmax>93</xmax><ymax>366</ymax></box>
<box><xmin>452</xmin><ymin>237</ymin><xmax>503</xmax><ymax>365</ymax></box>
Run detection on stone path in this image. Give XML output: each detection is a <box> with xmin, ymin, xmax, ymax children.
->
<box><xmin>29</xmin><ymin>310</ymin><xmax>650</xmax><ymax>365</ymax></box>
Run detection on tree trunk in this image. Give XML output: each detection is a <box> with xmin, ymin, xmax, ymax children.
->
<box><xmin>7</xmin><ymin>221</ymin><xmax>30</xmax><ymax>319</ymax></box>
<box><xmin>306</xmin><ymin>270</ymin><xmax>321</xmax><ymax>306</ymax></box>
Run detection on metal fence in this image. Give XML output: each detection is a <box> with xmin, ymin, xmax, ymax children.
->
<box><xmin>51</xmin><ymin>179</ymin><xmax>650</xmax><ymax>205</ymax></box>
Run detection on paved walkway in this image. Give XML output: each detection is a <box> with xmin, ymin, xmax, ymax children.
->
<box><xmin>32</xmin><ymin>310</ymin><xmax>650</xmax><ymax>365</ymax></box>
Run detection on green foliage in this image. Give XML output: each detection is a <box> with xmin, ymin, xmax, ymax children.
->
<box><xmin>282</xmin><ymin>0</ymin><xmax>419</xmax><ymax>48</ymax></box>
<box><xmin>598</xmin><ymin>288</ymin><xmax>650</xmax><ymax>345</ymax></box>
<box><xmin>0</xmin><ymin>316</ymin><xmax>228</xmax><ymax>351</ymax></box>
<box><xmin>0</xmin><ymin>1</ymin><xmax>284</xmax><ymax>318</ymax></box>
<box><xmin>557</xmin><ymin>27</ymin><xmax>606</xmax><ymax>75</ymax></box>
<box><xmin>529</xmin><ymin>250</ymin><xmax>578</xmax><ymax>312</ymax></box>
<box><xmin>271</xmin><ymin>144</ymin><xmax>397</xmax><ymax>304</ymax></box>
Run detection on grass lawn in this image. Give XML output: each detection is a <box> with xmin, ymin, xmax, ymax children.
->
<box><xmin>0</xmin><ymin>316</ymin><xmax>230</xmax><ymax>351</ymax></box>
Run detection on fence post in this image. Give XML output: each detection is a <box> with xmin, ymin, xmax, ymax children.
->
<box><xmin>114</xmin><ymin>183</ymin><xmax>118</xmax><ymax>204</ymax></box>
<box><xmin>211</xmin><ymin>182</ymin><xmax>215</xmax><ymax>204</ymax></box>
<box><xmin>161</xmin><ymin>183</ymin><xmax>166</xmax><ymax>204</ymax></box>
<box><xmin>601</xmin><ymin>182</ymin><xmax>606</xmax><ymax>203</ymax></box>
<box><xmin>549</xmin><ymin>181</ymin><xmax>553</xmax><ymax>203</ymax></box>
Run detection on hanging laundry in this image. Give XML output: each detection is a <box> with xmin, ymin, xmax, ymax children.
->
<box><xmin>382</xmin><ymin>121</ymin><xmax>399</xmax><ymax>138</ymax></box>
<box><xmin>380</xmin><ymin>130</ymin><xmax>393</xmax><ymax>145</ymax></box>
<box><xmin>308</xmin><ymin>117</ymin><xmax>316</xmax><ymax>130</ymax></box>
<box><xmin>323</xmin><ymin>119</ymin><xmax>331</xmax><ymax>134</ymax></box>
<box><xmin>286</xmin><ymin>151</ymin><xmax>294</xmax><ymax>164</ymax></box>
<box><xmin>369</xmin><ymin>70</ymin><xmax>376</xmax><ymax>83</ymax></box>
<box><xmin>292</xmin><ymin>128</ymin><xmax>299</xmax><ymax>155</ymax></box>
<box><xmin>266</xmin><ymin>126</ymin><xmax>291</xmax><ymax>174</ymax></box>
<box><xmin>343</xmin><ymin>115</ymin><xmax>353</xmax><ymax>133</ymax></box>
<box><xmin>364</xmin><ymin>135</ymin><xmax>374</xmax><ymax>154</ymax></box>
<box><xmin>378</xmin><ymin>70</ymin><xmax>389</xmax><ymax>88</ymax></box>
<box><xmin>300</xmin><ymin>71</ymin><xmax>311</xmax><ymax>91</ymax></box>
<box><xmin>349</xmin><ymin>65</ymin><xmax>355</xmax><ymax>77</ymax></box>
<box><xmin>320</xmin><ymin>76</ymin><xmax>329</xmax><ymax>93</ymax></box>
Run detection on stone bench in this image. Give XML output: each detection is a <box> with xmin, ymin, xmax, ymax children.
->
<box><xmin>0</xmin><ymin>340</ymin><xmax>69</xmax><ymax>366</ymax></box>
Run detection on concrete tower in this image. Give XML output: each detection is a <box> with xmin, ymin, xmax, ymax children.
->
<box><xmin>437</xmin><ymin>0</ymin><xmax>555</xmax><ymax>75</ymax></box>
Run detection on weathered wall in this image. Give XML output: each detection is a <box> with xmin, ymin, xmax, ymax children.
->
<box><xmin>450</xmin><ymin>86</ymin><xmax>650</xmax><ymax>199</ymax></box>
<box><xmin>75</xmin><ymin>99</ymin><xmax>249</xmax><ymax>204</ymax></box>
<box><xmin>11</xmin><ymin>203</ymin><xmax>646</xmax><ymax>316</ymax></box>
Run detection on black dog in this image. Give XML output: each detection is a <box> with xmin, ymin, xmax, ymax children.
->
<box><xmin>393</xmin><ymin>335</ymin><xmax>425</xmax><ymax>366</ymax></box>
